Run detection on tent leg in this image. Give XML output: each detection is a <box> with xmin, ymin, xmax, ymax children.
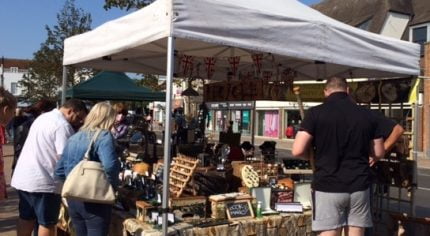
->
<box><xmin>162</xmin><ymin>36</ymin><xmax>175</xmax><ymax>236</ymax></box>
<box><xmin>251</xmin><ymin>101</ymin><xmax>256</xmax><ymax>146</ymax></box>
<box><xmin>61</xmin><ymin>66</ymin><xmax>68</xmax><ymax>105</ymax></box>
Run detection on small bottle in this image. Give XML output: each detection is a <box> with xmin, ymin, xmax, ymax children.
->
<box><xmin>256</xmin><ymin>201</ymin><xmax>262</xmax><ymax>218</ymax></box>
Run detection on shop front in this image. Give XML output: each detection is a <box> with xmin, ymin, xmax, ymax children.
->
<box><xmin>207</xmin><ymin>101</ymin><xmax>253</xmax><ymax>135</ymax></box>
<box><xmin>257</xmin><ymin>110</ymin><xmax>280</xmax><ymax>138</ymax></box>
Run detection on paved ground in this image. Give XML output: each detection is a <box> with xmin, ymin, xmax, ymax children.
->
<box><xmin>0</xmin><ymin>145</ymin><xmax>18</xmax><ymax>236</ymax></box>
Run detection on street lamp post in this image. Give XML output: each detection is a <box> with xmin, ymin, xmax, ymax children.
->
<box><xmin>0</xmin><ymin>56</ymin><xmax>4</xmax><ymax>87</ymax></box>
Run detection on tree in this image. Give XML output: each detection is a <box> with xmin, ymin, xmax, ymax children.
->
<box><xmin>20</xmin><ymin>0</ymin><xmax>92</xmax><ymax>101</ymax></box>
<box><xmin>134</xmin><ymin>74</ymin><xmax>165</xmax><ymax>91</ymax></box>
<box><xmin>104</xmin><ymin>0</ymin><xmax>153</xmax><ymax>10</ymax></box>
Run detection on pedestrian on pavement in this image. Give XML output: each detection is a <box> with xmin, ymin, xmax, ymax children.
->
<box><xmin>55</xmin><ymin>102</ymin><xmax>120</xmax><ymax>236</ymax></box>
<box><xmin>0</xmin><ymin>87</ymin><xmax>17</xmax><ymax>201</ymax></box>
<box><xmin>292</xmin><ymin>77</ymin><xmax>385</xmax><ymax>236</ymax></box>
<box><xmin>12</xmin><ymin>99</ymin><xmax>56</xmax><ymax>174</ymax></box>
<box><xmin>11</xmin><ymin>99</ymin><xmax>87</xmax><ymax>236</ymax></box>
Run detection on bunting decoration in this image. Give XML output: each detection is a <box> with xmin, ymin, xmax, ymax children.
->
<box><xmin>181</xmin><ymin>55</ymin><xmax>194</xmax><ymax>77</ymax></box>
<box><xmin>204</xmin><ymin>57</ymin><xmax>216</xmax><ymax>80</ymax></box>
<box><xmin>251</xmin><ymin>53</ymin><xmax>264</xmax><ymax>74</ymax></box>
<box><xmin>263</xmin><ymin>71</ymin><xmax>273</xmax><ymax>80</ymax></box>
<box><xmin>282</xmin><ymin>68</ymin><xmax>296</xmax><ymax>90</ymax></box>
<box><xmin>228</xmin><ymin>56</ymin><xmax>241</xmax><ymax>76</ymax></box>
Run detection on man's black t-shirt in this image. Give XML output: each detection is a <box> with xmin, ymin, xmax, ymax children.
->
<box><xmin>300</xmin><ymin>92</ymin><xmax>380</xmax><ymax>193</ymax></box>
<box><xmin>371</xmin><ymin>110</ymin><xmax>397</xmax><ymax>140</ymax></box>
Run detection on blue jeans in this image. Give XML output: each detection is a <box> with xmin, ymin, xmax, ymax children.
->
<box><xmin>67</xmin><ymin>200</ymin><xmax>112</xmax><ymax>236</ymax></box>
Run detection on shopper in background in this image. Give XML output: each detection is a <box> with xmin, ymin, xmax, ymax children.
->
<box><xmin>12</xmin><ymin>99</ymin><xmax>56</xmax><ymax>173</ymax></box>
<box><xmin>285</xmin><ymin>123</ymin><xmax>294</xmax><ymax>139</ymax></box>
<box><xmin>0</xmin><ymin>87</ymin><xmax>17</xmax><ymax>201</ymax></box>
<box><xmin>112</xmin><ymin>103</ymin><xmax>128</xmax><ymax>140</ymax></box>
<box><xmin>55</xmin><ymin>102</ymin><xmax>120</xmax><ymax>236</ymax></box>
<box><xmin>11</xmin><ymin>99</ymin><xmax>87</xmax><ymax>236</ymax></box>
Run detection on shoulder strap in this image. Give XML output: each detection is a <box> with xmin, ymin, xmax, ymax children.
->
<box><xmin>83</xmin><ymin>129</ymin><xmax>102</xmax><ymax>161</ymax></box>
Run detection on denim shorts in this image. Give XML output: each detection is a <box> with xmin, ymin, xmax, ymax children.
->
<box><xmin>18</xmin><ymin>190</ymin><xmax>61</xmax><ymax>226</ymax></box>
<box><xmin>312</xmin><ymin>188</ymin><xmax>372</xmax><ymax>232</ymax></box>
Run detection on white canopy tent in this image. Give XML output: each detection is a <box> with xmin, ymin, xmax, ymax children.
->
<box><xmin>64</xmin><ymin>0</ymin><xmax>420</xmax><ymax>79</ymax></box>
<box><xmin>62</xmin><ymin>0</ymin><xmax>420</xmax><ymax>234</ymax></box>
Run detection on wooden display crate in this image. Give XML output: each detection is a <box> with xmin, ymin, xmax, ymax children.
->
<box><xmin>169</xmin><ymin>196</ymin><xmax>207</xmax><ymax>218</ymax></box>
<box><xmin>209</xmin><ymin>193</ymin><xmax>254</xmax><ymax>219</ymax></box>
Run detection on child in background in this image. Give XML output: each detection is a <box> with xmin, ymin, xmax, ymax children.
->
<box><xmin>0</xmin><ymin>87</ymin><xmax>17</xmax><ymax>200</ymax></box>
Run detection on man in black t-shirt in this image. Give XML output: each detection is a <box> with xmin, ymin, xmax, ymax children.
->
<box><xmin>292</xmin><ymin>77</ymin><xmax>385</xmax><ymax>236</ymax></box>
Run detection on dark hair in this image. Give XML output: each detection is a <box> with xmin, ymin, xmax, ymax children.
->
<box><xmin>62</xmin><ymin>99</ymin><xmax>88</xmax><ymax>114</ymax></box>
<box><xmin>34</xmin><ymin>99</ymin><xmax>56</xmax><ymax>113</ymax></box>
<box><xmin>325</xmin><ymin>77</ymin><xmax>348</xmax><ymax>91</ymax></box>
<box><xmin>26</xmin><ymin>99</ymin><xmax>56</xmax><ymax>117</ymax></box>
<box><xmin>0</xmin><ymin>87</ymin><xmax>17</xmax><ymax>109</ymax></box>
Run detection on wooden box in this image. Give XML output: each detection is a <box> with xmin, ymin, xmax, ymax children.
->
<box><xmin>209</xmin><ymin>193</ymin><xmax>254</xmax><ymax>219</ymax></box>
<box><xmin>169</xmin><ymin>196</ymin><xmax>207</xmax><ymax>218</ymax></box>
<box><xmin>135</xmin><ymin>201</ymin><xmax>156</xmax><ymax>222</ymax></box>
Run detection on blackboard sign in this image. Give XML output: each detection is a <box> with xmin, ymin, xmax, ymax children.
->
<box><xmin>225</xmin><ymin>200</ymin><xmax>254</xmax><ymax>220</ymax></box>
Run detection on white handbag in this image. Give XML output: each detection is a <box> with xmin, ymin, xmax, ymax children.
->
<box><xmin>61</xmin><ymin>130</ymin><xmax>116</xmax><ymax>204</ymax></box>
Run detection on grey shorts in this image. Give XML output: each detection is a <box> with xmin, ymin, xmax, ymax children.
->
<box><xmin>312</xmin><ymin>188</ymin><xmax>372</xmax><ymax>232</ymax></box>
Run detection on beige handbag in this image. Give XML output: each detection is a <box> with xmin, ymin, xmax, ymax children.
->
<box><xmin>61</xmin><ymin>130</ymin><xmax>116</xmax><ymax>204</ymax></box>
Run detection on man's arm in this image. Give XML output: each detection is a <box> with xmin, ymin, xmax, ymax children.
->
<box><xmin>292</xmin><ymin>131</ymin><xmax>313</xmax><ymax>160</ymax></box>
<box><xmin>369</xmin><ymin>138</ymin><xmax>385</xmax><ymax>167</ymax></box>
<box><xmin>384</xmin><ymin>124</ymin><xmax>404</xmax><ymax>152</ymax></box>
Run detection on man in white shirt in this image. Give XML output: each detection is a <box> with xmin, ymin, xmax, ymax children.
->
<box><xmin>11</xmin><ymin>99</ymin><xmax>87</xmax><ymax>236</ymax></box>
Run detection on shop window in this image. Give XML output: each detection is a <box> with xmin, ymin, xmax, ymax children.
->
<box><xmin>257</xmin><ymin>110</ymin><xmax>279</xmax><ymax>138</ymax></box>
<box><xmin>410</xmin><ymin>24</ymin><xmax>429</xmax><ymax>55</ymax></box>
<box><xmin>10</xmin><ymin>67</ymin><xmax>18</xmax><ymax>73</ymax></box>
<box><xmin>11</xmin><ymin>82</ymin><xmax>17</xmax><ymax>94</ymax></box>
<box><xmin>215</xmin><ymin>110</ymin><xmax>227</xmax><ymax>132</ymax></box>
<box><xmin>241</xmin><ymin>110</ymin><xmax>250</xmax><ymax>135</ymax></box>
<box><xmin>357</xmin><ymin>18</ymin><xmax>372</xmax><ymax>31</ymax></box>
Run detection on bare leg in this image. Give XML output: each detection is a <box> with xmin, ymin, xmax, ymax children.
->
<box><xmin>38</xmin><ymin>225</ymin><xmax>56</xmax><ymax>236</ymax></box>
<box><xmin>318</xmin><ymin>228</ymin><xmax>342</xmax><ymax>236</ymax></box>
<box><xmin>344</xmin><ymin>226</ymin><xmax>365</xmax><ymax>236</ymax></box>
<box><xmin>17</xmin><ymin>218</ymin><xmax>35</xmax><ymax>236</ymax></box>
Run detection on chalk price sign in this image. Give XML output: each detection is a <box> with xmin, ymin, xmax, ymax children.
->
<box><xmin>225</xmin><ymin>200</ymin><xmax>254</xmax><ymax>220</ymax></box>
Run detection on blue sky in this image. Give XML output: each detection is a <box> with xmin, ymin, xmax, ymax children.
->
<box><xmin>0</xmin><ymin>0</ymin><xmax>321</xmax><ymax>59</ymax></box>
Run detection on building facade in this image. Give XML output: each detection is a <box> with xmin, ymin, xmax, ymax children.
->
<box><xmin>314</xmin><ymin>0</ymin><xmax>430</xmax><ymax>155</ymax></box>
<box><xmin>0</xmin><ymin>58</ymin><xmax>30</xmax><ymax>97</ymax></box>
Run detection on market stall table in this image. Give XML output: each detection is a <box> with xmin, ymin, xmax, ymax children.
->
<box><xmin>123</xmin><ymin>211</ymin><xmax>313</xmax><ymax>236</ymax></box>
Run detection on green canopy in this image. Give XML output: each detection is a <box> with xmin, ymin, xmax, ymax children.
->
<box><xmin>66</xmin><ymin>71</ymin><xmax>165</xmax><ymax>101</ymax></box>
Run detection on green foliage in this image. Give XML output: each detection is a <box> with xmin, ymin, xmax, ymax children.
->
<box><xmin>134</xmin><ymin>74</ymin><xmax>166</xmax><ymax>91</ymax></box>
<box><xmin>103</xmin><ymin>0</ymin><xmax>154</xmax><ymax>10</ymax></box>
<box><xmin>19</xmin><ymin>0</ymin><xmax>93</xmax><ymax>101</ymax></box>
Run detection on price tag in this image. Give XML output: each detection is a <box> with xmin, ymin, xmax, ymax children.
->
<box><xmin>151</xmin><ymin>212</ymin><xmax>159</xmax><ymax>222</ymax></box>
<box><xmin>168</xmin><ymin>213</ymin><xmax>175</xmax><ymax>223</ymax></box>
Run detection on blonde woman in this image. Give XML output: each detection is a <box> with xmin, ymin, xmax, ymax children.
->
<box><xmin>55</xmin><ymin>102</ymin><xmax>120</xmax><ymax>236</ymax></box>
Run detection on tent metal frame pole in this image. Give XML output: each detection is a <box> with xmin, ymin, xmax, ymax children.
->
<box><xmin>61</xmin><ymin>66</ymin><xmax>68</xmax><ymax>105</ymax></box>
<box><xmin>162</xmin><ymin>36</ymin><xmax>175</xmax><ymax>236</ymax></box>
<box><xmin>251</xmin><ymin>101</ymin><xmax>256</xmax><ymax>146</ymax></box>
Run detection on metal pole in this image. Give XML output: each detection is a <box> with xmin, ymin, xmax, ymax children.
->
<box><xmin>251</xmin><ymin>101</ymin><xmax>256</xmax><ymax>146</ymax></box>
<box><xmin>1</xmin><ymin>56</ymin><xmax>4</xmax><ymax>87</ymax></box>
<box><xmin>162</xmin><ymin>36</ymin><xmax>175</xmax><ymax>236</ymax></box>
<box><xmin>61</xmin><ymin>66</ymin><xmax>68</xmax><ymax>105</ymax></box>
<box><xmin>412</xmin><ymin>102</ymin><xmax>419</xmax><ymax>216</ymax></box>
